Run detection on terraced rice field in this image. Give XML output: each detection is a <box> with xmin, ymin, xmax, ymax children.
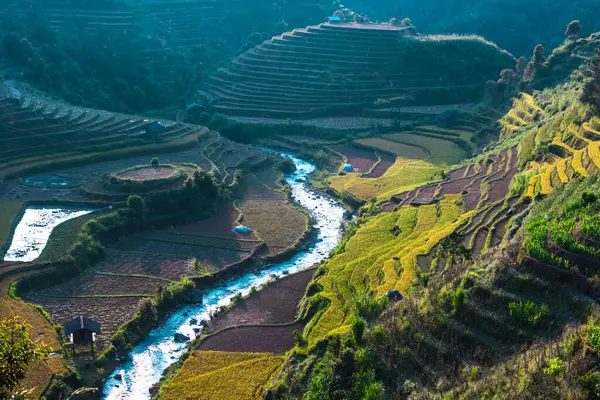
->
<box><xmin>330</xmin><ymin>144</ymin><xmax>379</xmax><ymax>173</ymax></box>
<box><xmin>0</xmin><ymin>82</ymin><xmax>203</xmax><ymax>180</ymax></box>
<box><xmin>160</xmin><ymin>351</ymin><xmax>283</xmax><ymax>400</ymax></box>
<box><xmin>204</xmin><ymin>22</ymin><xmax>514</xmax><ymax>118</ymax></box>
<box><xmin>383</xmin><ymin>132</ymin><xmax>466</xmax><ymax>164</ymax></box>
<box><xmin>0</xmin><ymin>270</ymin><xmax>67</xmax><ymax>398</ymax></box>
<box><xmin>355</xmin><ymin>137</ymin><xmax>430</xmax><ymax>159</ymax></box>
<box><xmin>306</xmin><ymin>195</ymin><xmax>468</xmax><ymax>343</ymax></box>
<box><xmin>237</xmin><ymin>173</ymin><xmax>308</xmax><ymax>254</ymax></box>
<box><xmin>329</xmin><ymin>158</ymin><xmax>442</xmax><ymax>201</ymax></box>
<box><xmin>117</xmin><ymin>166</ymin><xmax>177</xmax><ymax>180</ymax></box>
<box><xmin>311</xmin><ymin>144</ymin><xmax>525</xmax><ymax>344</ymax></box>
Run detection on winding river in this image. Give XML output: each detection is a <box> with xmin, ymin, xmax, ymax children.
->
<box><xmin>103</xmin><ymin>154</ymin><xmax>347</xmax><ymax>399</ymax></box>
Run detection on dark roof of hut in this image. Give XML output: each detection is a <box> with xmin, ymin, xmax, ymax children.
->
<box><xmin>63</xmin><ymin>316</ymin><xmax>101</xmax><ymax>335</ymax></box>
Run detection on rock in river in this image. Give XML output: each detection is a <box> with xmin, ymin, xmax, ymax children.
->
<box><xmin>183</xmin><ymin>289</ymin><xmax>203</xmax><ymax>304</ymax></box>
<box><xmin>174</xmin><ymin>333</ymin><xmax>189</xmax><ymax>342</ymax></box>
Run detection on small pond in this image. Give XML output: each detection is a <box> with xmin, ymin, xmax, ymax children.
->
<box><xmin>23</xmin><ymin>173</ymin><xmax>79</xmax><ymax>187</ymax></box>
<box><xmin>3</xmin><ymin>207</ymin><xmax>96</xmax><ymax>262</ymax></box>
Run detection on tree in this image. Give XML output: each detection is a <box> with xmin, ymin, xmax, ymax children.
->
<box><xmin>516</xmin><ymin>56</ymin><xmax>528</xmax><ymax>75</ymax></box>
<box><xmin>390</xmin><ymin>18</ymin><xmax>400</xmax><ymax>27</ymax></box>
<box><xmin>524</xmin><ymin>44</ymin><xmax>547</xmax><ymax>81</ymax></box>
<box><xmin>127</xmin><ymin>194</ymin><xmax>145</xmax><ymax>218</ymax></box>
<box><xmin>277</xmin><ymin>158</ymin><xmax>296</xmax><ymax>174</ymax></box>
<box><xmin>150</xmin><ymin>157</ymin><xmax>159</xmax><ymax>166</ymax></box>
<box><xmin>581</xmin><ymin>47</ymin><xmax>600</xmax><ymax>109</ymax></box>
<box><xmin>0</xmin><ymin>317</ymin><xmax>48</xmax><ymax>398</ymax></box>
<box><xmin>565</xmin><ymin>20</ymin><xmax>581</xmax><ymax>40</ymax></box>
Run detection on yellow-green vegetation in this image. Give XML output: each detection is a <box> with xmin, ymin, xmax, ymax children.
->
<box><xmin>306</xmin><ymin>194</ymin><xmax>469</xmax><ymax>343</ymax></box>
<box><xmin>499</xmin><ymin>93</ymin><xmax>543</xmax><ymax>138</ymax></box>
<box><xmin>328</xmin><ymin>158</ymin><xmax>442</xmax><ymax>201</ymax></box>
<box><xmin>237</xmin><ymin>173</ymin><xmax>308</xmax><ymax>252</ymax></box>
<box><xmin>160</xmin><ymin>351</ymin><xmax>283</xmax><ymax>400</ymax></box>
<box><xmin>0</xmin><ymin>201</ymin><xmax>23</xmax><ymax>252</ymax></box>
<box><xmin>354</xmin><ymin>138</ymin><xmax>429</xmax><ymax>159</ymax></box>
<box><xmin>383</xmin><ymin>132</ymin><xmax>466</xmax><ymax>164</ymax></box>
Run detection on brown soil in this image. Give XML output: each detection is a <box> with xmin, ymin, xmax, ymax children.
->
<box><xmin>174</xmin><ymin>202</ymin><xmax>257</xmax><ymax>240</ymax></box>
<box><xmin>208</xmin><ymin>269</ymin><xmax>314</xmax><ymax>332</ymax></box>
<box><xmin>411</xmin><ymin>185</ymin><xmax>438</xmax><ymax>205</ymax></box>
<box><xmin>117</xmin><ymin>166</ymin><xmax>176</xmax><ymax>180</ymax></box>
<box><xmin>448</xmin><ymin>166</ymin><xmax>467</xmax><ymax>180</ymax></box>
<box><xmin>199</xmin><ymin>269</ymin><xmax>314</xmax><ymax>354</ymax></box>
<box><xmin>363</xmin><ymin>152</ymin><xmax>395</xmax><ymax>178</ymax></box>
<box><xmin>198</xmin><ymin>323</ymin><xmax>303</xmax><ymax>354</ymax></box>
<box><xmin>330</xmin><ymin>144</ymin><xmax>378</xmax><ymax>174</ymax></box>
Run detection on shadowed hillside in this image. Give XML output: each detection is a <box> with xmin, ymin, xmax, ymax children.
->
<box><xmin>343</xmin><ymin>0</ymin><xmax>600</xmax><ymax>57</ymax></box>
<box><xmin>201</xmin><ymin>22</ymin><xmax>515</xmax><ymax>119</ymax></box>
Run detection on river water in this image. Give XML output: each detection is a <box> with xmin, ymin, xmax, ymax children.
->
<box><xmin>3</xmin><ymin>207</ymin><xmax>96</xmax><ymax>262</ymax></box>
<box><xmin>103</xmin><ymin>154</ymin><xmax>347</xmax><ymax>399</ymax></box>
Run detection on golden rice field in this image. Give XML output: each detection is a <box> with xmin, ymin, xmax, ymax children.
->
<box><xmin>160</xmin><ymin>351</ymin><xmax>283</xmax><ymax>400</ymax></box>
<box><xmin>329</xmin><ymin>158</ymin><xmax>442</xmax><ymax>201</ymax></box>
<box><xmin>306</xmin><ymin>194</ymin><xmax>469</xmax><ymax>343</ymax></box>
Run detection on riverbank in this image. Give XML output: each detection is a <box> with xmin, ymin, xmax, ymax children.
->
<box><xmin>101</xmin><ymin>154</ymin><xmax>347</xmax><ymax>399</ymax></box>
<box><xmin>152</xmin><ymin>269</ymin><xmax>315</xmax><ymax>398</ymax></box>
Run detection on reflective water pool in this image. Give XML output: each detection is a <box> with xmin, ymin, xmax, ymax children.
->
<box><xmin>3</xmin><ymin>207</ymin><xmax>96</xmax><ymax>262</ymax></box>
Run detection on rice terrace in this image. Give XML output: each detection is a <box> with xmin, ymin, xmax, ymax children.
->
<box><xmin>2</xmin><ymin>1</ymin><xmax>600</xmax><ymax>400</ymax></box>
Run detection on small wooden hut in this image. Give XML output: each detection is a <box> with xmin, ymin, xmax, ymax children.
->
<box><xmin>64</xmin><ymin>316</ymin><xmax>101</xmax><ymax>352</ymax></box>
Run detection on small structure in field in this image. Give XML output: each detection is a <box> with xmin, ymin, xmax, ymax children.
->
<box><xmin>233</xmin><ymin>225</ymin><xmax>253</xmax><ymax>234</ymax></box>
<box><xmin>144</xmin><ymin>121</ymin><xmax>169</xmax><ymax>140</ymax></box>
<box><xmin>326</xmin><ymin>16</ymin><xmax>342</xmax><ymax>24</ymax></box>
<box><xmin>64</xmin><ymin>316</ymin><xmax>101</xmax><ymax>353</ymax></box>
<box><xmin>343</xmin><ymin>163</ymin><xmax>354</xmax><ymax>172</ymax></box>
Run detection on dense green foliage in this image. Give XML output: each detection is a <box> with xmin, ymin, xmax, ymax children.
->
<box><xmin>0</xmin><ymin>316</ymin><xmax>48</xmax><ymax>398</ymax></box>
<box><xmin>0</xmin><ymin>0</ymin><xmax>336</xmax><ymax>114</ymax></box>
<box><xmin>525</xmin><ymin>174</ymin><xmax>600</xmax><ymax>275</ymax></box>
<box><xmin>345</xmin><ymin>0</ymin><xmax>599</xmax><ymax>57</ymax></box>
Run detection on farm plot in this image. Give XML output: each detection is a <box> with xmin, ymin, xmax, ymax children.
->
<box><xmin>173</xmin><ymin>202</ymin><xmax>258</xmax><ymax>240</ymax></box>
<box><xmin>237</xmin><ymin>174</ymin><xmax>308</xmax><ymax>254</ymax></box>
<box><xmin>117</xmin><ymin>166</ymin><xmax>177</xmax><ymax>180</ymax></box>
<box><xmin>330</xmin><ymin>144</ymin><xmax>379</xmax><ymax>173</ymax></box>
<box><xmin>110</xmin><ymin>238</ymin><xmax>252</xmax><ymax>273</ymax></box>
<box><xmin>48</xmin><ymin>147</ymin><xmax>204</xmax><ymax>183</ymax></box>
<box><xmin>383</xmin><ymin>132</ymin><xmax>466</xmax><ymax>164</ymax></box>
<box><xmin>362</xmin><ymin>151</ymin><xmax>395</xmax><ymax>178</ymax></box>
<box><xmin>160</xmin><ymin>351</ymin><xmax>283</xmax><ymax>400</ymax></box>
<box><xmin>330</xmin><ymin>158</ymin><xmax>442</xmax><ymax>201</ymax></box>
<box><xmin>23</xmin><ymin>295</ymin><xmax>142</xmax><ymax>351</ymax></box>
<box><xmin>199</xmin><ymin>323</ymin><xmax>303</xmax><ymax>354</ymax></box>
<box><xmin>208</xmin><ymin>269</ymin><xmax>314</xmax><ymax>332</ymax></box>
<box><xmin>0</xmin><ymin>269</ymin><xmax>67</xmax><ymax>398</ymax></box>
<box><xmin>306</xmin><ymin>195</ymin><xmax>470</xmax><ymax>344</ymax></box>
<box><xmin>354</xmin><ymin>137</ymin><xmax>429</xmax><ymax>160</ymax></box>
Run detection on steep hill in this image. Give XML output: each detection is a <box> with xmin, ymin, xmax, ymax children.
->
<box><xmin>202</xmin><ymin>22</ymin><xmax>515</xmax><ymax>118</ymax></box>
<box><xmin>262</xmin><ymin>32</ymin><xmax>600</xmax><ymax>399</ymax></box>
<box><xmin>0</xmin><ymin>0</ymin><xmax>340</xmax><ymax>114</ymax></box>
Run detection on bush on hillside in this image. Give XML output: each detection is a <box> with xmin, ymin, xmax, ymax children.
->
<box><xmin>508</xmin><ymin>300</ymin><xmax>550</xmax><ymax>328</ymax></box>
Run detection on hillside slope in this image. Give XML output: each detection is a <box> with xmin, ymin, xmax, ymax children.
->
<box><xmin>265</xmin><ymin>32</ymin><xmax>600</xmax><ymax>399</ymax></box>
<box><xmin>343</xmin><ymin>0</ymin><xmax>600</xmax><ymax>57</ymax></box>
<box><xmin>202</xmin><ymin>22</ymin><xmax>515</xmax><ymax>118</ymax></box>
<box><xmin>0</xmin><ymin>0</ymin><xmax>340</xmax><ymax>114</ymax></box>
